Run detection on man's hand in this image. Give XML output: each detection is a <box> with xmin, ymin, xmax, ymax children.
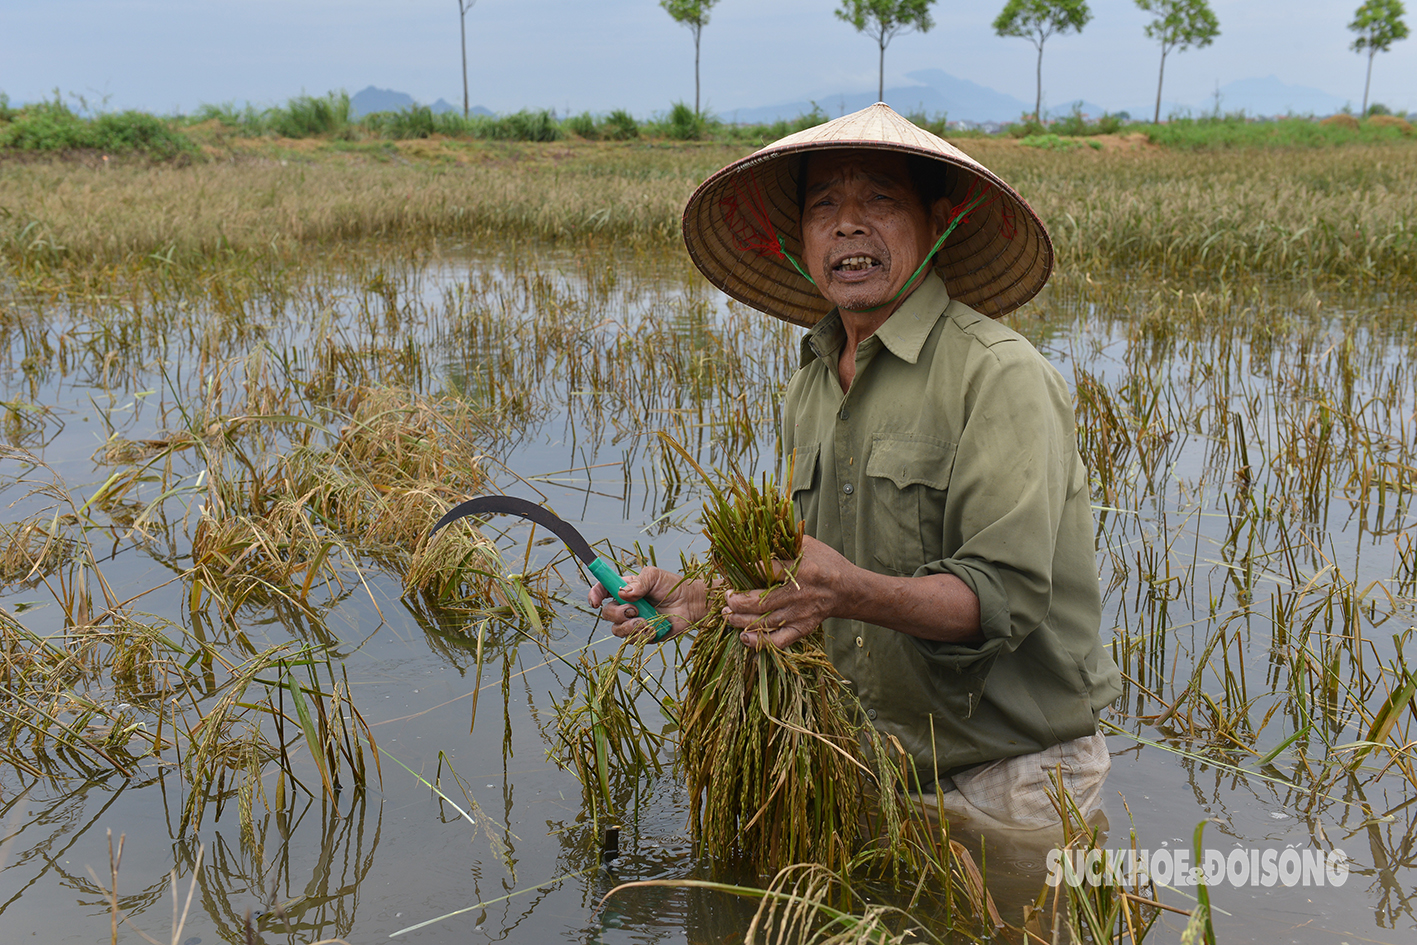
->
<box><xmin>589</xmin><ymin>566</ymin><xmax>708</xmax><ymax>640</ymax></box>
<box><xmin>722</xmin><ymin>535</ymin><xmax>852</xmax><ymax>649</ymax></box>
<box><xmin>723</xmin><ymin>535</ymin><xmax>986</xmax><ymax>650</ymax></box>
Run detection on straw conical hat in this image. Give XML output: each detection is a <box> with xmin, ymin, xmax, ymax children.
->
<box><xmin>682</xmin><ymin>103</ymin><xmax>1053</xmax><ymax>327</ymax></box>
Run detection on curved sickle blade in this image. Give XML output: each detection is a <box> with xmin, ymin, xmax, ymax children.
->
<box><xmin>430</xmin><ymin>494</ymin><xmax>671</xmax><ymax>641</ymax></box>
<box><xmin>430</xmin><ymin>495</ymin><xmax>597</xmax><ymax>564</ymax></box>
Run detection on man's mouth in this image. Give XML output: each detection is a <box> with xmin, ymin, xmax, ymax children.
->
<box><xmin>833</xmin><ymin>255</ymin><xmax>880</xmax><ymax>272</ymax></box>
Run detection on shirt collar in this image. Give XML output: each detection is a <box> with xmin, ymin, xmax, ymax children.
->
<box><xmin>799</xmin><ymin>273</ymin><xmax>951</xmax><ymax>369</ymax></box>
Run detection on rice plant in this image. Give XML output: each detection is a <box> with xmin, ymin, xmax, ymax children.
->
<box><xmin>661</xmin><ymin>435</ymin><xmax>909</xmax><ymax>875</ymax></box>
<box><xmin>549</xmin><ymin>641</ymin><xmax>672</xmax><ymax>832</ymax></box>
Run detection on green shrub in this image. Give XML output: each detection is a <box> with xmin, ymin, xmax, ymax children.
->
<box><xmin>564</xmin><ymin>111</ymin><xmax>598</xmax><ymax>140</ymax></box>
<box><xmin>89</xmin><ymin>112</ymin><xmax>198</xmax><ymax>159</ymax></box>
<box><xmin>266</xmin><ymin>92</ymin><xmax>352</xmax><ymax>139</ymax></box>
<box><xmin>748</xmin><ymin>105</ymin><xmax>828</xmax><ymax>143</ymax></box>
<box><xmin>1006</xmin><ymin>116</ymin><xmax>1048</xmax><ymax>138</ymax></box>
<box><xmin>486</xmin><ymin>109</ymin><xmax>562</xmax><ymax>142</ymax></box>
<box><xmin>0</xmin><ymin>98</ymin><xmax>85</xmax><ymax>149</ymax></box>
<box><xmin>666</xmin><ymin>101</ymin><xmax>705</xmax><ymax>141</ymax></box>
<box><xmin>1140</xmin><ymin>115</ymin><xmax>1414</xmax><ymax>149</ymax></box>
<box><xmin>189</xmin><ymin>102</ymin><xmax>264</xmax><ymax>132</ymax></box>
<box><xmin>363</xmin><ymin>106</ymin><xmax>436</xmax><ymax>140</ymax></box>
<box><xmin>1018</xmin><ymin>133</ymin><xmax>1090</xmax><ymax>151</ymax></box>
<box><xmin>434</xmin><ymin>111</ymin><xmax>475</xmax><ymax>136</ymax></box>
<box><xmin>1049</xmin><ymin>104</ymin><xmax>1090</xmax><ymax>136</ymax></box>
<box><xmin>1044</xmin><ymin>103</ymin><xmax>1126</xmax><ymax>137</ymax></box>
<box><xmin>0</xmin><ymin>93</ymin><xmax>15</xmax><ymax>124</ymax></box>
<box><xmin>560</xmin><ymin>110</ymin><xmax>639</xmax><ymax>141</ymax></box>
<box><xmin>1093</xmin><ymin>112</ymin><xmax>1126</xmax><ymax>134</ymax></box>
<box><xmin>603</xmin><ymin>109</ymin><xmax>639</xmax><ymax>141</ymax></box>
<box><xmin>0</xmin><ymin>97</ymin><xmax>196</xmax><ymax>158</ymax></box>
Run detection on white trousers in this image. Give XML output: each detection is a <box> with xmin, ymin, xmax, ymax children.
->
<box><xmin>913</xmin><ymin>733</ymin><xmax>1111</xmax><ymax>832</ymax></box>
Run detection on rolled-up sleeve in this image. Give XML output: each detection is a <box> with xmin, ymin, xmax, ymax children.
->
<box><xmin>909</xmin><ymin>345</ymin><xmax>1080</xmax><ymax>664</ymax></box>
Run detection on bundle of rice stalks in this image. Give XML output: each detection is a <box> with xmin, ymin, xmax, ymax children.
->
<box><xmin>665</xmin><ymin>436</ymin><xmax>907</xmax><ymax>875</ymax></box>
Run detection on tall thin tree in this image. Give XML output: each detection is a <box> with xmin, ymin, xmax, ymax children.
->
<box><xmin>1136</xmin><ymin>0</ymin><xmax>1220</xmax><ymax>124</ymax></box>
<box><xmin>661</xmin><ymin>0</ymin><xmax>721</xmax><ymax>115</ymax></box>
<box><xmin>835</xmin><ymin>0</ymin><xmax>937</xmax><ymax>103</ymax></box>
<box><xmin>1349</xmin><ymin>0</ymin><xmax>1410</xmax><ymax>115</ymax></box>
<box><xmin>993</xmin><ymin>0</ymin><xmax>1092</xmax><ymax>124</ymax></box>
<box><xmin>458</xmin><ymin>0</ymin><xmax>477</xmax><ymax>120</ymax></box>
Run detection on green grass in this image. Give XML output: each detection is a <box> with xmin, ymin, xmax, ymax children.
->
<box><xmin>0</xmin><ymin>96</ymin><xmax>197</xmax><ymax>159</ymax></box>
<box><xmin>1134</xmin><ymin>114</ymin><xmax>1414</xmax><ymax>149</ymax></box>
<box><xmin>189</xmin><ymin>92</ymin><xmax>357</xmax><ymax>139</ymax></box>
<box><xmin>1017</xmin><ymin>133</ymin><xmax>1102</xmax><ymax>151</ymax></box>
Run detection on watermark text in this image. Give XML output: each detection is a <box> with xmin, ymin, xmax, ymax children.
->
<box><xmin>1045</xmin><ymin>847</ymin><xmax>1349</xmax><ymax>888</ymax></box>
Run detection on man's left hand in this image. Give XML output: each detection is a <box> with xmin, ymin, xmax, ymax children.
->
<box><xmin>722</xmin><ymin>535</ymin><xmax>854</xmax><ymax>649</ymax></box>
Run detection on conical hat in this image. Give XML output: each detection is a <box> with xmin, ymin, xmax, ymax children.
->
<box><xmin>682</xmin><ymin>103</ymin><xmax>1053</xmax><ymax>327</ymax></box>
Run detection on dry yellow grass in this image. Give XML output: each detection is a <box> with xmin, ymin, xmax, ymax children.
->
<box><xmin>4</xmin><ymin>139</ymin><xmax>1417</xmax><ymax>284</ymax></box>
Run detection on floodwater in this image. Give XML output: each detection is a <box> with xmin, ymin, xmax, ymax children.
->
<box><xmin>1</xmin><ymin>243</ymin><xmax>1415</xmax><ymax>944</ymax></box>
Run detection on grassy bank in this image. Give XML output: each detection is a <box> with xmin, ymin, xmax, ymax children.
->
<box><xmin>3</xmin><ymin>137</ymin><xmax>1416</xmax><ymax>287</ymax></box>
<box><xmin>1</xmin><ymin>89</ymin><xmax>1413</xmax><ymax>159</ymax></box>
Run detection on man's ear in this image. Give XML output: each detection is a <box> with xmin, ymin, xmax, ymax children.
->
<box><xmin>929</xmin><ymin>195</ymin><xmax>952</xmax><ymax>240</ymax></box>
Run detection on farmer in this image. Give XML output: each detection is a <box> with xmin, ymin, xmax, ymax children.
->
<box><xmin>590</xmin><ymin>104</ymin><xmax>1122</xmax><ymax>830</ymax></box>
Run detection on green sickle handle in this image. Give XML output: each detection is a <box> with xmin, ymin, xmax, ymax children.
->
<box><xmin>587</xmin><ymin>556</ymin><xmax>672</xmax><ymax>642</ymax></box>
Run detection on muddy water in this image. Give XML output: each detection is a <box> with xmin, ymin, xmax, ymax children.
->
<box><xmin>1</xmin><ymin>246</ymin><xmax>1414</xmax><ymax>944</ymax></box>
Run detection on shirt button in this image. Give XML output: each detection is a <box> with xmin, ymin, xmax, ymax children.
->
<box><xmin>839</xmin><ymin>407</ymin><xmax>850</xmax><ymax>421</ymax></box>
<box><xmin>843</xmin><ymin>482</ymin><xmax>854</xmax><ymax>495</ymax></box>
<box><xmin>855</xmin><ymin>636</ymin><xmax>864</xmax><ymax>648</ymax></box>
<box><xmin>867</xmin><ymin>707</ymin><xmax>878</xmax><ymax>720</ymax></box>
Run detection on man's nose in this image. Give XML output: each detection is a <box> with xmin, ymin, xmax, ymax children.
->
<box><xmin>832</xmin><ymin>196</ymin><xmax>871</xmax><ymax>236</ymax></box>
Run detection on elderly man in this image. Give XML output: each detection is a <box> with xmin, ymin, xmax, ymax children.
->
<box><xmin>591</xmin><ymin>104</ymin><xmax>1122</xmax><ymax>830</ymax></box>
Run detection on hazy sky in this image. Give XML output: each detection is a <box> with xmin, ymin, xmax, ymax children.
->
<box><xmin>3</xmin><ymin>0</ymin><xmax>1413</xmax><ymax>117</ymax></box>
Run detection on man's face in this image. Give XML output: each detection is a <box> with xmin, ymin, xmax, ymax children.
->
<box><xmin>800</xmin><ymin>151</ymin><xmax>947</xmax><ymax>316</ymax></box>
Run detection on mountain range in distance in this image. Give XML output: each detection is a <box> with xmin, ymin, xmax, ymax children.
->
<box><xmin>727</xmin><ymin>71</ymin><xmax>1352</xmax><ymax>126</ymax></box>
<box><xmin>350</xmin><ymin>85</ymin><xmax>491</xmax><ymax>118</ymax></box>
<box><xmin>355</xmin><ymin>72</ymin><xmax>1353</xmax><ymax>126</ymax></box>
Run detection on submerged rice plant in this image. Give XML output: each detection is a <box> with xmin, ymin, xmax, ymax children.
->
<box><xmin>0</xmin><ymin>459</ymin><xmax>379</xmax><ymax>838</ymax></box>
<box><xmin>550</xmin><ymin>642</ymin><xmax>672</xmax><ymax>832</ymax></box>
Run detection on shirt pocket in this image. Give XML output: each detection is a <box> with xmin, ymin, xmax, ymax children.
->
<box><xmin>864</xmin><ymin>434</ymin><xmax>957</xmax><ymax>576</ymax></box>
<box><xmin>789</xmin><ymin>442</ymin><xmax>821</xmax><ymax>530</ymax></box>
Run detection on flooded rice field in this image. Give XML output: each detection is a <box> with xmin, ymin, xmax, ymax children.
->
<box><xmin>2</xmin><ymin>242</ymin><xmax>1416</xmax><ymax>944</ymax></box>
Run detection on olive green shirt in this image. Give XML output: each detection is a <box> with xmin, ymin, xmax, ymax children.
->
<box><xmin>782</xmin><ymin>273</ymin><xmax>1122</xmax><ymax>781</ymax></box>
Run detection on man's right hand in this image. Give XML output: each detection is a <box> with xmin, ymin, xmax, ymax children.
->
<box><xmin>588</xmin><ymin>566</ymin><xmax>709</xmax><ymax>640</ymax></box>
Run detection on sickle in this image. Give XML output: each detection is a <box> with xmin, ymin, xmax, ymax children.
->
<box><xmin>431</xmin><ymin>495</ymin><xmax>671</xmax><ymax>641</ymax></box>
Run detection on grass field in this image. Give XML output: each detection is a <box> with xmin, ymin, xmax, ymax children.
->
<box><xmin>3</xmin><ymin>135</ymin><xmax>1417</xmax><ymax>291</ymax></box>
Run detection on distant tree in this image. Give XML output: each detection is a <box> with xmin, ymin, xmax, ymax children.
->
<box><xmin>1136</xmin><ymin>0</ymin><xmax>1220</xmax><ymax>124</ymax></box>
<box><xmin>834</xmin><ymin>0</ymin><xmax>937</xmax><ymax>103</ymax></box>
<box><xmin>993</xmin><ymin>0</ymin><xmax>1092</xmax><ymax>123</ymax></box>
<box><xmin>661</xmin><ymin>0</ymin><xmax>722</xmax><ymax>116</ymax></box>
<box><xmin>1349</xmin><ymin>0</ymin><xmax>1410</xmax><ymax>115</ymax></box>
<box><xmin>458</xmin><ymin>0</ymin><xmax>477</xmax><ymax>120</ymax></box>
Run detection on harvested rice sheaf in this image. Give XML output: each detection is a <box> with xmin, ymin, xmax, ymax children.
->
<box><xmin>672</xmin><ymin>444</ymin><xmax>906</xmax><ymax>875</ymax></box>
